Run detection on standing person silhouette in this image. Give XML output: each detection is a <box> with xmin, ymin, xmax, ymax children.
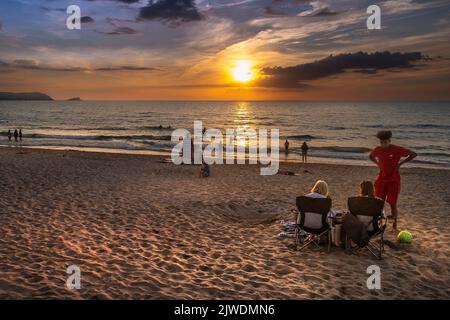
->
<box><xmin>19</xmin><ymin>129</ymin><xmax>23</xmax><ymax>141</ymax></box>
<box><xmin>301</xmin><ymin>141</ymin><xmax>309</xmax><ymax>163</ymax></box>
<box><xmin>7</xmin><ymin>130</ymin><xmax>12</xmax><ymax>142</ymax></box>
<box><xmin>284</xmin><ymin>139</ymin><xmax>290</xmax><ymax>154</ymax></box>
<box><xmin>14</xmin><ymin>129</ymin><xmax>18</xmax><ymax>142</ymax></box>
<box><xmin>369</xmin><ymin>130</ymin><xmax>417</xmax><ymax>229</ymax></box>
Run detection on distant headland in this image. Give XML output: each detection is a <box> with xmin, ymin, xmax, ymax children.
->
<box><xmin>0</xmin><ymin>92</ymin><xmax>54</xmax><ymax>101</ymax></box>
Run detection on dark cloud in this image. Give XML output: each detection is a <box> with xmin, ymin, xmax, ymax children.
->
<box><xmin>95</xmin><ymin>66</ymin><xmax>158</xmax><ymax>71</ymax></box>
<box><xmin>258</xmin><ymin>51</ymin><xmax>428</xmax><ymax>88</ymax></box>
<box><xmin>304</xmin><ymin>6</ymin><xmax>338</xmax><ymax>17</ymax></box>
<box><xmin>113</xmin><ymin>0</ymin><xmax>141</xmax><ymax>3</ymax></box>
<box><xmin>298</xmin><ymin>1</ymin><xmax>339</xmax><ymax>17</ymax></box>
<box><xmin>264</xmin><ymin>6</ymin><xmax>286</xmax><ymax>16</ymax></box>
<box><xmin>139</xmin><ymin>0</ymin><xmax>203</xmax><ymax>24</ymax></box>
<box><xmin>87</xmin><ymin>0</ymin><xmax>140</xmax><ymax>3</ymax></box>
<box><xmin>81</xmin><ymin>16</ymin><xmax>95</xmax><ymax>24</ymax></box>
<box><xmin>106</xmin><ymin>17</ymin><xmax>138</xmax><ymax>25</ymax></box>
<box><xmin>104</xmin><ymin>26</ymin><xmax>139</xmax><ymax>35</ymax></box>
<box><xmin>0</xmin><ymin>59</ymin><xmax>156</xmax><ymax>72</ymax></box>
<box><xmin>11</xmin><ymin>59</ymin><xmax>42</xmax><ymax>69</ymax></box>
<box><xmin>39</xmin><ymin>6</ymin><xmax>67</xmax><ymax>13</ymax></box>
<box><xmin>40</xmin><ymin>7</ymin><xmax>94</xmax><ymax>24</ymax></box>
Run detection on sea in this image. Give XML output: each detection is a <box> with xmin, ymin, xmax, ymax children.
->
<box><xmin>0</xmin><ymin>100</ymin><xmax>449</xmax><ymax>169</ymax></box>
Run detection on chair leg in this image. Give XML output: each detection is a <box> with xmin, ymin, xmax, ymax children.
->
<box><xmin>297</xmin><ymin>233</ymin><xmax>331</xmax><ymax>252</ymax></box>
<box><xmin>366</xmin><ymin>242</ymin><xmax>382</xmax><ymax>260</ymax></box>
<box><xmin>297</xmin><ymin>236</ymin><xmax>314</xmax><ymax>251</ymax></box>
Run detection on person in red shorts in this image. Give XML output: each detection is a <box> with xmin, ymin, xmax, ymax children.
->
<box><xmin>369</xmin><ymin>130</ymin><xmax>417</xmax><ymax>229</ymax></box>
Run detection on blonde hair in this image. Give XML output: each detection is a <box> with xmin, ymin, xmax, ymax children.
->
<box><xmin>311</xmin><ymin>180</ymin><xmax>329</xmax><ymax>197</ymax></box>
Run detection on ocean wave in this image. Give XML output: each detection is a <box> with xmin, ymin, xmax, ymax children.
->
<box><xmin>23</xmin><ymin>133</ymin><xmax>173</xmax><ymax>141</ymax></box>
<box><xmin>364</xmin><ymin>124</ymin><xmax>450</xmax><ymax>130</ymax></box>
<box><xmin>418</xmin><ymin>152</ymin><xmax>450</xmax><ymax>158</ymax></box>
<box><xmin>137</xmin><ymin>126</ymin><xmax>175</xmax><ymax>131</ymax></box>
<box><xmin>287</xmin><ymin>134</ymin><xmax>317</xmax><ymax>140</ymax></box>
<box><xmin>409</xmin><ymin>124</ymin><xmax>450</xmax><ymax>129</ymax></box>
<box><xmin>311</xmin><ymin>146</ymin><xmax>372</xmax><ymax>153</ymax></box>
<box><xmin>329</xmin><ymin>126</ymin><xmax>347</xmax><ymax>130</ymax></box>
<box><xmin>140</xmin><ymin>141</ymin><xmax>174</xmax><ymax>149</ymax></box>
<box><xmin>411</xmin><ymin>159</ymin><xmax>450</xmax><ymax>167</ymax></box>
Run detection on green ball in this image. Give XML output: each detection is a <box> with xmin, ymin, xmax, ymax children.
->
<box><xmin>397</xmin><ymin>230</ymin><xmax>414</xmax><ymax>243</ymax></box>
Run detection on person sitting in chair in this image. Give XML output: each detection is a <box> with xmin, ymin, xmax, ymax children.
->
<box><xmin>360</xmin><ymin>180</ymin><xmax>375</xmax><ymax>198</ymax></box>
<box><xmin>306</xmin><ymin>180</ymin><xmax>330</xmax><ymax>199</ymax></box>
<box><xmin>304</xmin><ymin>180</ymin><xmax>340</xmax><ymax>220</ymax></box>
<box><xmin>358</xmin><ymin>180</ymin><xmax>386</xmax><ymax>223</ymax></box>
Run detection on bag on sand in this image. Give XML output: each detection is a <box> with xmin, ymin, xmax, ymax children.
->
<box><xmin>343</xmin><ymin>213</ymin><xmax>369</xmax><ymax>247</ymax></box>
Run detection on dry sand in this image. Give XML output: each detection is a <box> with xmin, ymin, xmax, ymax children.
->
<box><xmin>0</xmin><ymin>146</ymin><xmax>449</xmax><ymax>299</ymax></box>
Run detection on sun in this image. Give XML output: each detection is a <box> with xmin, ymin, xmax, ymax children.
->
<box><xmin>232</xmin><ymin>61</ymin><xmax>254</xmax><ymax>83</ymax></box>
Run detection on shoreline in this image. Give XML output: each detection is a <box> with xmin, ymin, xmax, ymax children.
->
<box><xmin>1</xmin><ymin>145</ymin><xmax>448</xmax><ymax>171</ymax></box>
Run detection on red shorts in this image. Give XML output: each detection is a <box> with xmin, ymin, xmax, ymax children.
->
<box><xmin>375</xmin><ymin>179</ymin><xmax>400</xmax><ymax>205</ymax></box>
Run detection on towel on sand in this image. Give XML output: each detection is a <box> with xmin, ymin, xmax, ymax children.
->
<box><xmin>278</xmin><ymin>219</ymin><xmax>308</xmax><ymax>238</ymax></box>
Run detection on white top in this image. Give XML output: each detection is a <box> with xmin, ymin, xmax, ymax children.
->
<box><xmin>305</xmin><ymin>192</ymin><xmax>326</xmax><ymax>199</ymax></box>
<box><xmin>305</xmin><ymin>192</ymin><xmax>338</xmax><ymax>219</ymax></box>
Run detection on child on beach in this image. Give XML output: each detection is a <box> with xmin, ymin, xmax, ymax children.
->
<box><xmin>301</xmin><ymin>142</ymin><xmax>309</xmax><ymax>163</ymax></box>
<box><xmin>199</xmin><ymin>162</ymin><xmax>210</xmax><ymax>178</ymax></box>
<box><xmin>369</xmin><ymin>130</ymin><xmax>417</xmax><ymax>229</ymax></box>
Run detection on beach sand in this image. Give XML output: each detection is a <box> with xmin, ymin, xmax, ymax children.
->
<box><xmin>0</xmin><ymin>146</ymin><xmax>449</xmax><ymax>299</ymax></box>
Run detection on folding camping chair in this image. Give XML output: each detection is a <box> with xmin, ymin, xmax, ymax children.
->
<box><xmin>346</xmin><ymin>196</ymin><xmax>387</xmax><ymax>260</ymax></box>
<box><xmin>295</xmin><ymin>196</ymin><xmax>332</xmax><ymax>252</ymax></box>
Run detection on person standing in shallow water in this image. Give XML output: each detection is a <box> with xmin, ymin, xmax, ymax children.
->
<box><xmin>284</xmin><ymin>139</ymin><xmax>289</xmax><ymax>154</ymax></box>
<box><xmin>19</xmin><ymin>129</ymin><xmax>22</xmax><ymax>141</ymax></box>
<box><xmin>301</xmin><ymin>141</ymin><xmax>309</xmax><ymax>163</ymax></box>
<box><xmin>7</xmin><ymin>130</ymin><xmax>12</xmax><ymax>142</ymax></box>
<box><xmin>13</xmin><ymin>129</ymin><xmax>18</xmax><ymax>142</ymax></box>
<box><xmin>369</xmin><ymin>130</ymin><xmax>417</xmax><ymax>230</ymax></box>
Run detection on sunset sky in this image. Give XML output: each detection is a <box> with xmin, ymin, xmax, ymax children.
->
<box><xmin>0</xmin><ymin>0</ymin><xmax>449</xmax><ymax>100</ymax></box>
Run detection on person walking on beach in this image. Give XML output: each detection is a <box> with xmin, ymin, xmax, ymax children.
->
<box><xmin>301</xmin><ymin>141</ymin><xmax>309</xmax><ymax>163</ymax></box>
<box><xmin>19</xmin><ymin>129</ymin><xmax>22</xmax><ymax>141</ymax></box>
<box><xmin>7</xmin><ymin>129</ymin><xmax>12</xmax><ymax>142</ymax></box>
<box><xmin>284</xmin><ymin>139</ymin><xmax>290</xmax><ymax>154</ymax></box>
<box><xmin>13</xmin><ymin>129</ymin><xmax>18</xmax><ymax>142</ymax></box>
<box><xmin>199</xmin><ymin>160</ymin><xmax>210</xmax><ymax>178</ymax></box>
<box><xmin>369</xmin><ymin>130</ymin><xmax>417</xmax><ymax>229</ymax></box>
